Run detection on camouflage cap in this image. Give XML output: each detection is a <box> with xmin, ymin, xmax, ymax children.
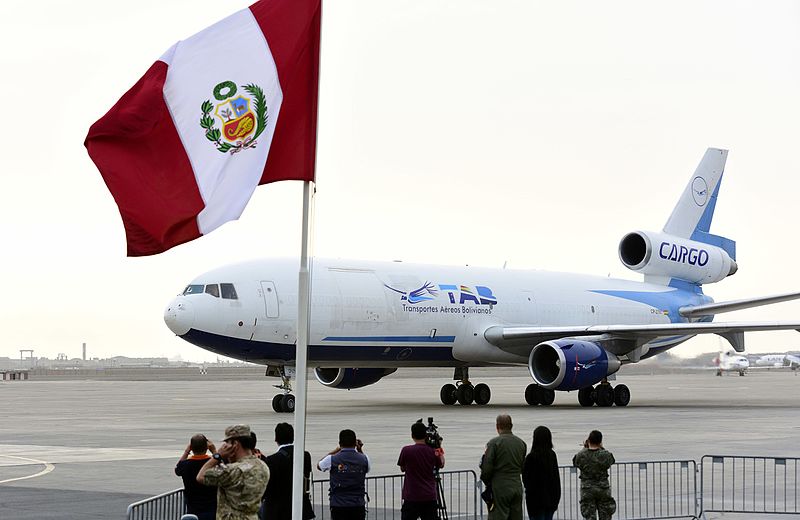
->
<box><xmin>223</xmin><ymin>424</ymin><xmax>251</xmax><ymax>441</ymax></box>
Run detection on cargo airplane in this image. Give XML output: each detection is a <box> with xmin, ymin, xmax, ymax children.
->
<box><xmin>164</xmin><ymin>148</ymin><xmax>800</xmax><ymax>412</ymax></box>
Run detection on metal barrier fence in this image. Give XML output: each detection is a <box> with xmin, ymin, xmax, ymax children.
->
<box><xmin>700</xmin><ymin>455</ymin><xmax>800</xmax><ymax>517</ymax></box>
<box><xmin>127</xmin><ymin>456</ymin><xmax>800</xmax><ymax>520</ymax></box>
<box><xmin>126</xmin><ymin>487</ymin><xmax>184</xmax><ymax>520</ymax></box>
<box><xmin>311</xmin><ymin>469</ymin><xmax>480</xmax><ymax>520</ymax></box>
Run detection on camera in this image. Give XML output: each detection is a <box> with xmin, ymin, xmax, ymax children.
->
<box><xmin>417</xmin><ymin>417</ymin><xmax>443</xmax><ymax>449</ymax></box>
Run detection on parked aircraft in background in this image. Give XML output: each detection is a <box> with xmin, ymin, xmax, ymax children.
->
<box><xmin>714</xmin><ymin>350</ymin><xmax>749</xmax><ymax>376</ymax></box>
<box><xmin>754</xmin><ymin>353</ymin><xmax>800</xmax><ymax>370</ymax></box>
<box><xmin>165</xmin><ymin>148</ymin><xmax>800</xmax><ymax>412</ymax></box>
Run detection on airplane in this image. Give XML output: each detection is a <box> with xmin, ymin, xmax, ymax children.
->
<box><xmin>753</xmin><ymin>352</ymin><xmax>800</xmax><ymax>370</ymax></box>
<box><xmin>713</xmin><ymin>350</ymin><xmax>749</xmax><ymax>376</ymax></box>
<box><xmin>164</xmin><ymin>148</ymin><xmax>800</xmax><ymax>412</ymax></box>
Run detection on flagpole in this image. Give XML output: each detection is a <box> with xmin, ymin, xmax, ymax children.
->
<box><xmin>292</xmin><ymin>179</ymin><xmax>314</xmax><ymax>520</ymax></box>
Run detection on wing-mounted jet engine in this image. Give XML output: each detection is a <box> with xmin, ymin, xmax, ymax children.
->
<box><xmin>314</xmin><ymin>367</ymin><xmax>397</xmax><ymax>389</ymax></box>
<box><xmin>618</xmin><ymin>231</ymin><xmax>737</xmax><ymax>284</ymax></box>
<box><xmin>528</xmin><ymin>340</ymin><xmax>624</xmax><ymax>406</ymax></box>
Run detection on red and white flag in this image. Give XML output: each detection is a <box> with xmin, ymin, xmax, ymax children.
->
<box><xmin>85</xmin><ymin>0</ymin><xmax>321</xmax><ymax>256</ymax></box>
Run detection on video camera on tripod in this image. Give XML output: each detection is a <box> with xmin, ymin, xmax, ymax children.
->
<box><xmin>417</xmin><ymin>417</ymin><xmax>443</xmax><ymax>450</ymax></box>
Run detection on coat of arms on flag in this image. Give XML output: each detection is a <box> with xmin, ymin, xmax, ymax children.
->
<box><xmin>200</xmin><ymin>80</ymin><xmax>269</xmax><ymax>154</ymax></box>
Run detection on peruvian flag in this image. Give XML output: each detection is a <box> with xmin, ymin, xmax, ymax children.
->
<box><xmin>85</xmin><ymin>0</ymin><xmax>321</xmax><ymax>256</ymax></box>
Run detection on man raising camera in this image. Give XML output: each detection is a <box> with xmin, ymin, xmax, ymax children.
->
<box><xmin>397</xmin><ymin>420</ymin><xmax>446</xmax><ymax>520</ymax></box>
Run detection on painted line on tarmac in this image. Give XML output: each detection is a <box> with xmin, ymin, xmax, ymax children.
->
<box><xmin>0</xmin><ymin>455</ymin><xmax>55</xmax><ymax>484</ymax></box>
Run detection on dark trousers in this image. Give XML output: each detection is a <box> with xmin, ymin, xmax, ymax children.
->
<box><xmin>528</xmin><ymin>510</ymin><xmax>555</xmax><ymax>520</ymax></box>
<box><xmin>401</xmin><ymin>500</ymin><xmax>438</xmax><ymax>520</ymax></box>
<box><xmin>330</xmin><ymin>506</ymin><xmax>366</xmax><ymax>520</ymax></box>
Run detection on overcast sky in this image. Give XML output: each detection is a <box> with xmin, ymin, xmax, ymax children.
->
<box><xmin>1</xmin><ymin>0</ymin><xmax>799</xmax><ymax>362</ymax></box>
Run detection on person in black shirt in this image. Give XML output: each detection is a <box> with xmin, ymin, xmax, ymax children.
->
<box><xmin>259</xmin><ymin>423</ymin><xmax>315</xmax><ymax>520</ymax></box>
<box><xmin>522</xmin><ymin>426</ymin><xmax>560</xmax><ymax>520</ymax></box>
<box><xmin>175</xmin><ymin>433</ymin><xmax>217</xmax><ymax>520</ymax></box>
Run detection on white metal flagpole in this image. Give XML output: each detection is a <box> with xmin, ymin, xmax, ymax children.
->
<box><xmin>292</xmin><ymin>179</ymin><xmax>314</xmax><ymax>520</ymax></box>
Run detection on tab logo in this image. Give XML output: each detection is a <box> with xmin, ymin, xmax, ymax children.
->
<box><xmin>659</xmin><ymin>242</ymin><xmax>709</xmax><ymax>266</ymax></box>
<box><xmin>384</xmin><ymin>282</ymin><xmax>498</xmax><ymax>306</ymax></box>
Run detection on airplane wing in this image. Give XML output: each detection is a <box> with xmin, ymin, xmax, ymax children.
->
<box><xmin>484</xmin><ymin>321</ymin><xmax>800</xmax><ymax>353</ymax></box>
<box><xmin>679</xmin><ymin>290</ymin><xmax>800</xmax><ymax>317</ymax></box>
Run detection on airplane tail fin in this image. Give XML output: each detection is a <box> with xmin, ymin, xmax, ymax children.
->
<box><xmin>662</xmin><ymin>148</ymin><xmax>736</xmax><ymax>260</ymax></box>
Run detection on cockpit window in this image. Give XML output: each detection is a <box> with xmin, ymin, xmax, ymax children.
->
<box><xmin>183</xmin><ymin>284</ymin><xmax>204</xmax><ymax>295</ymax></box>
<box><xmin>221</xmin><ymin>283</ymin><xmax>238</xmax><ymax>300</ymax></box>
<box><xmin>205</xmin><ymin>284</ymin><xmax>220</xmax><ymax>297</ymax></box>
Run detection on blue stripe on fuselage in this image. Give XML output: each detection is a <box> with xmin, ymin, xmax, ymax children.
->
<box><xmin>180</xmin><ymin>329</ymin><xmax>457</xmax><ymax>364</ymax></box>
<box><xmin>322</xmin><ymin>335</ymin><xmax>455</xmax><ymax>343</ymax></box>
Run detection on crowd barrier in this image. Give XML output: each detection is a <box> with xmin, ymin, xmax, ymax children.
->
<box><xmin>126</xmin><ymin>488</ymin><xmax>184</xmax><ymax>520</ymax></box>
<box><xmin>699</xmin><ymin>455</ymin><xmax>800</xmax><ymax>517</ymax></box>
<box><xmin>126</xmin><ymin>456</ymin><xmax>799</xmax><ymax>520</ymax></box>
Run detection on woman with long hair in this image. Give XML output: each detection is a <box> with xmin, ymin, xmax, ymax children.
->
<box><xmin>522</xmin><ymin>425</ymin><xmax>561</xmax><ymax>520</ymax></box>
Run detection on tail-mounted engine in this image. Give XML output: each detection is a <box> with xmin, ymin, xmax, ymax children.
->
<box><xmin>529</xmin><ymin>340</ymin><xmax>621</xmax><ymax>391</ymax></box>
<box><xmin>314</xmin><ymin>367</ymin><xmax>397</xmax><ymax>389</ymax></box>
<box><xmin>619</xmin><ymin>230</ymin><xmax>737</xmax><ymax>284</ymax></box>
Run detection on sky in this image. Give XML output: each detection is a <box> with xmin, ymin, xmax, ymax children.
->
<box><xmin>1</xmin><ymin>0</ymin><xmax>799</xmax><ymax>362</ymax></box>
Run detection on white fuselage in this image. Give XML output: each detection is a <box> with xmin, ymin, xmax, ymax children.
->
<box><xmin>164</xmin><ymin>258</ymin><xmax>710</xmax><ymax>368</ymax></box>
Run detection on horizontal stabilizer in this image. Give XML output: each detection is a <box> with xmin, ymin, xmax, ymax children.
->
<box><xmin>679</xmin><ymin>290</ymin><xmax>800</xmax><ymax>318</ymax></box>
<box><xmin>484</xmin><ymin>321</ymin><xmax>800</xmax><ymax>348</ymax></box>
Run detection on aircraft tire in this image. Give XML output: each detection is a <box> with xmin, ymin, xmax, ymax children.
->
<box><xmin>272</xmin><ymin>394</ymin><xmax>284</xmax><ymax>413</ymax></box>
<box><xmin>595</xmin><ymin>385</ymin><xmax>614</xmax><ymax>407</ymax></box>
<box><xmin>524</xmin><ymin>384</ymin><xmax>542</xmax><ymax>406</ymax></box>
<box><xmin>456</xmin><ymin>384</ymin><xmax>474</xmax><ymax>405</ymax></box>
<box><xmin>281</xmin><ymin>394</ymin><xmax>296</xmax><ymax>413</ymax></box>
<box><xmin>474</xmin><ymin>383</ymin><xmax>491</xmax><ymax>405</ymax></box>
<box><xmin>540</xmin><ymin>388</ymin><xmax>556</xmax><ymax>406</ymax></box>
<box><xmin>440</xmin><ymin>384</ymin><xmax>458</xmax><ymax>405</ymax></box>
<box><xmin>613</xmin><ymin>384</ymin><xmax>631</xmax><ymax>407</ymax></box>
<box><xmin>578</xmin><ymin>386</ymin><xmax>594</xmax><ymax>407</ymax></box>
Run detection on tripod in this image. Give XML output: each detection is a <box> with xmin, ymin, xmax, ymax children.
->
<box><xmin>434</xmin><ymin>468</ymin><xmax>448</xmax><ymax>520</ymax></box>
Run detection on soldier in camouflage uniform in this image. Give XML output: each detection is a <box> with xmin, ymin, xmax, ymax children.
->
<box><xmin>198</xmin><ymin>424</ymin><xmax>270</xmax><ymax>520</ymax></box>
<box><xmin>572</xmin><ymin>430</ymin><xmax>616</xmax><ymax>520</ymax></box>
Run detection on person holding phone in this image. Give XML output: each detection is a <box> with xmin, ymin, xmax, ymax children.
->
<box><xmin>572</xmin><ymin>430</ymin><xmax>616</xmax><ymax>520</ymax></box>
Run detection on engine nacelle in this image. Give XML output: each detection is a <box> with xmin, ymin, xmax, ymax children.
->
<box><xmin>528</xmin><ymin>340</ymin><xmax>621</xmax><ymax>391</ymax></box>
<box><xmin>314</xmin><ymin>367</ymin><xmax>397</xmax><ymax>389</ymax></box>
<box><xmin>618</xmin><ymin>230</ymin><xmax>737</xmax><ymax>284</ymax></box>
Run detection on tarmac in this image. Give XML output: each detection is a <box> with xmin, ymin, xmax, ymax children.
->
<box><xmin>0</xmin><ymin>368</ymin><xmax>798</xmax><ymax>519</ymax></box>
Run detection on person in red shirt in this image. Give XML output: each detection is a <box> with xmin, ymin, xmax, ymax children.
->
<box><xmin>397</xmin><ymin>421</ymin><xmax>445</xmax><ymax>520</ymax></box>
<box><xmin>175</xmin><ymin>434</ymin><xmax>217</xmax><ymax>520</ymax></box>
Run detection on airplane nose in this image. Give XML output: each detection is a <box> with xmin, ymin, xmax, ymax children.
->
<box><xmin>164</xmin><ymin>298</ymin><xmax>194</xmax><ymax>336</ymax></box>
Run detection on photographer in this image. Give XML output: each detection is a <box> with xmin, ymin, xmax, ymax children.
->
<box><xmin>572</xmin><ymin>430</ymin><xmax>616</xmax><ymax>520</ymax></box>
<box><xmin>175</xmin><ymin>434</ymin><xmax>217</xmax><ymax>520</ymax></box>
<box><xmin>397</xmin><ymin>420</ymin><xmax>446</xmax><ymax>520</ymax></box>
<box><xmin>317</xmin><ymin>429</ymin><xmax>370</xmax><ymax>520</ymax></box>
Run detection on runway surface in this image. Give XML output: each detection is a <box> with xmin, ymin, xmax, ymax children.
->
<box><xmin>1</xmin><ymin>368</ymin><xmax>798</xmax><ymax>518</ymax></box>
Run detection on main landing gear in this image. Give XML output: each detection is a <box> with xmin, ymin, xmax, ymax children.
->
<box><xmin>577</xmin><ymin>381</ymin><xmax>630</xmax><ymax>407</ymax></box>
<box><xmin>524</xmin><ymin>384</ymin><xmax>555</xmax><ymax>406</ymax></box>
<box><xmin>268</xmin><ymin>366</ymin><xmax>295</xmax><ymax>413</ymax></box>
<box><xmin>440</xmin><ymin>368</ymin><xmax>492</xmax><ymax>406</ymax></box>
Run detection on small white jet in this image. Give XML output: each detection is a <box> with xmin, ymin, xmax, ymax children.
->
<box><xmin>714</xmin><ymin>350</ymin><xmax>750</xmax><ymax>376</ymax></box>
<box><xmin>165</xmin><ymin>148</ymin><xmax>800</xmax><ymax>412</ymax></box>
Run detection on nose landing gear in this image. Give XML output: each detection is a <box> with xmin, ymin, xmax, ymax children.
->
<box><xmin>267</xmin><ymin>366</ymin><xmax>295</xmax><ymax>413</ymax></box>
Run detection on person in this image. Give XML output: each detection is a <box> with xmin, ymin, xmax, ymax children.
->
<box><xmin>197</xmin><ymin>424</ymin><xmax>270</xmax><ymax>520</ymax></box>
<box><xmin>522</xmin><ymin>426</ymin><xmax>560</xmax><ymax>520</ymax></box>
<box><xmin>175</xmin><ymin>434</ymin><xmax>218</xmax><ymax>520</ymax></box>
<box><xmin>259</xmin><ymin>422</ymin><xmax>315</xmax><ymax>520</ymax></box>
<box><xmin>572</xmin><ymin>430</ymin><xmax>616</xmax><ymax>520</ymax></box>
<box><xmin>397</xmin><ymin>421</ymin><xmax>446</xmax><ymax>520</ymax></box>
<box><xmin>480</xmin><ymin>414</ymin><xmax>527</xmax><ymax>520</ymax></box>
<box><xmin>317</xmin><ymin>429</ymin><xmax>370</xmax><ymax>520</ymax></box>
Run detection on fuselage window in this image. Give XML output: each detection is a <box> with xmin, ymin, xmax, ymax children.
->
<box><xmin>183</xmin><ymin>284</ymin><xmax>204</xmax><ymax>295</ymax></box>
<box><xmin>221</xmin><ymin>283</ymin><xmax>238</xmax><ymax>300</ymax></box>
<box><xmin>205</xmin><ymin>284</ymin><xmax>220</xmax><ymax>297</ymax></box>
